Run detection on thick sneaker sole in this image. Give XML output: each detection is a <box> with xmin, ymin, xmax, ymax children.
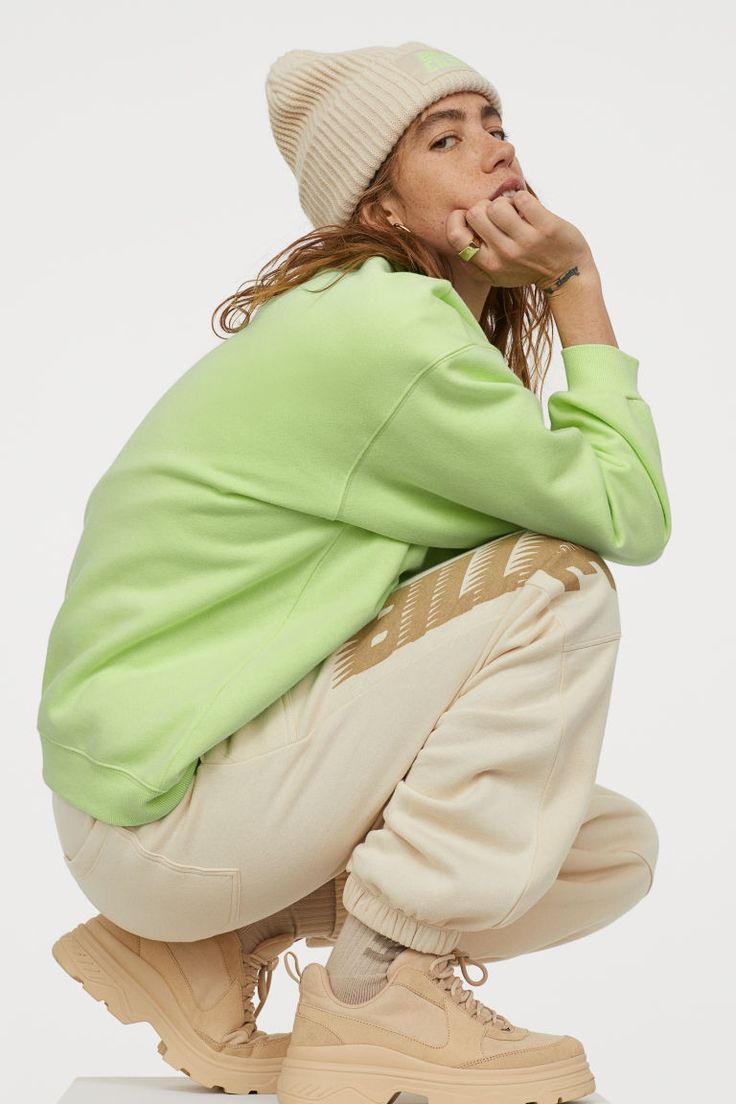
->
<box><xmin>52</xmin><ymin>918</ymin><xmax>285</xmax><ymax>1094</ymax></box>
<box><xmin>277</xmin><ymin>1043</ymin><xmax>596</xmax><ymax>1104</ymax></box>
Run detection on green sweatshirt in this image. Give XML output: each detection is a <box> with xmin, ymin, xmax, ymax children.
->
<box><xmin>37</xmin><ymin>255</ymin><xmax>671</xmax><ymax>826</ymax></box>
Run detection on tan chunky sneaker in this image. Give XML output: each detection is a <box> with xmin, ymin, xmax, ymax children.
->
<box><xmin>278</xmin><ymin>946</ymin><xmax>595</xmax><ymax>1104</ymax></box>
<box><xmin>52</xmin><ymin>914</ymin><xmax>294</xmax><ymax>1093</ymax></box>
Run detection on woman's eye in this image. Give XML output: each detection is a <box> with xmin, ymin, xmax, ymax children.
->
<box><xmin>431</xmin><ymin>128</ymin><xmax>510</xmax><ymax>150</ymax></box>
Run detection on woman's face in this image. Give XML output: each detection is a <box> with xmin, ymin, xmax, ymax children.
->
<box><xmin>365</xmin><ymin>90</ymin><xmax>526</xmax><ymax>314</ymax></box>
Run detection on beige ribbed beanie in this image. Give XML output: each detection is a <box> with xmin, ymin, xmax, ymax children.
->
<box><xmin>265</xmin><ymin>42</ymin><xmax>503</xmax><ymax>230</ymax></box>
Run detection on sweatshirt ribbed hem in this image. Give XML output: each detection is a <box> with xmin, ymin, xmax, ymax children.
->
<box><xmin>343</xmin><ymin>871</ymin><xmax>460</xmax><ymax>955</ymax></box>
<box><xmin>41</xmin><ymin>733</ymin><xmax>195</xmax><ymax>825</ymax></box>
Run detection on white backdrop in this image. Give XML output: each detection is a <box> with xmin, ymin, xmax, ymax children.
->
<box><xmin>2</xmin><ymin>1</ymin><xmax>734</xmax><ymax>1101</ymax></box>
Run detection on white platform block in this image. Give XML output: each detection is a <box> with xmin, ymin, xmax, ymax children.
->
<box><xmin>57</xmin><ymin>1077</ymin><xmax>610</xmax><ymax>1103</ymax></box>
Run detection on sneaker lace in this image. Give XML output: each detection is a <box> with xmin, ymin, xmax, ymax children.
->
<box><xmin>221</xmin><ymin>951</ymin><xmax>280</xmax><ymax>1046</ymax></box>
<box><xmin>282</xmin><ymin>948</ymin><xmax>512</xmax><ymax>1031</ymax></box>
<box><xmin>284</xmin><ymin>949</ymin><xmax>302</xmax><ymax>984</ymax></box>
<box><xmin>429</xmin><ymin>950</ymin><xmax>514</xmax><ymax>1030</ymax></box>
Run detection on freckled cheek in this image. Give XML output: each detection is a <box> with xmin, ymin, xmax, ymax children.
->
<box><xmin>417</xmin><ymin>214</ymin><xmax>445</xmax><ymax>238</ymax></box>
<box><xmin>422</xmin><ymin>218</ymin><xmax>449</xmax><ymax>243</ymax></box>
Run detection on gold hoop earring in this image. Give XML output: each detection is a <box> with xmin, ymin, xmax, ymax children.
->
<box><xmin>392</xmin><ymin>222</ymin><xmax>412</xmax><ymax>233</ymax></box>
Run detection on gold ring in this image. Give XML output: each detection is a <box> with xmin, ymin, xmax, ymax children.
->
<box><xmin>457</xmin><ymin>237</ymin><xmax>482</xmax><ymax>262</ymax></box>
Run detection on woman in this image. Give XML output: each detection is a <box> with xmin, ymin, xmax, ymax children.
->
<box><xmin>43</xmin><ymin>41</ymin><xmax>670</xmax><ymax>1104</ymax></box>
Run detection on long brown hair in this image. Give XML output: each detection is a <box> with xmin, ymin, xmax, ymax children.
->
<box><xmin>211</xmin><ymin>143</ymin><xmax>555</xmax><ymax>398</ymax></box>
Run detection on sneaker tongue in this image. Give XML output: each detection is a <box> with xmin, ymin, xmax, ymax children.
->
<box><xmin>386</xmin><ymin>947</ymin><xmax>438</xmax><ymax>981</ymax></box>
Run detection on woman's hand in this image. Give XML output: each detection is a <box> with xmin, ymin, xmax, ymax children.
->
<box><xmin>446</xmin><ymin>191</ymin><xmax>594</xmax><ymax>291</ymax></box>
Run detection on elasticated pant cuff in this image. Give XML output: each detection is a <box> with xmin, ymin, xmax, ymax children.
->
<box><xmin>343</xmin><ymin>871</ymin><xmax>460</xmax><ymax>955</ymax></box>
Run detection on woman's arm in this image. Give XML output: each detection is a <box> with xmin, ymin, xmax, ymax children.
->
<box><xmin>544</xmin><ymin>262</ymin><xmax>618</xmax><ymax>349</ymax></box>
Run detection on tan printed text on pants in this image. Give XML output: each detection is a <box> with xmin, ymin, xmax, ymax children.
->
<box><xmin>52</xmin><ymin>531</ymin><xmax>658</xmax><ymax>958</ymax></box>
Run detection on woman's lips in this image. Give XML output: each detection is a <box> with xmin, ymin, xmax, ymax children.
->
<box><xmin>489</xmin><ymin>176</ymin><xmax>525</xmax><ymax>200</ymax></box>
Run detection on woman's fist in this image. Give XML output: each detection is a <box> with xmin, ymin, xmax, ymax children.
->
<box><xmin>446</xmin><ymin>190</ymin><xmax>592</xmax><ymax>290</ymax></box>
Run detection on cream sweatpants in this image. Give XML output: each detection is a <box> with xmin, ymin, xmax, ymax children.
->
<box><xmin>52</xmin><ymin>530</ymin><xmax>658</xmax><ymax>959</ymax></box>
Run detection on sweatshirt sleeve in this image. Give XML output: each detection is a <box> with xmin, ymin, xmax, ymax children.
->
<box><xmin>336</xmin><ymin>342</ymin><xmax>671</xmax><ymax>566</ymax></box>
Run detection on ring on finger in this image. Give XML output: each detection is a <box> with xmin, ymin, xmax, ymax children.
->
<box><xmin>457</xmin><ymin>235</ymin><xmax>482</xmax><ymax>262</ymax></box>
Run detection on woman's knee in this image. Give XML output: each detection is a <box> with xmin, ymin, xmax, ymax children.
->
<box><xmin>530</xmin><ymin>532</ymin><xmax>617</xmax><ymax>593</ymax></box>
<box><xmin>504</xmin><ymin>533</ymin><xmax>621</xmax><ymax>650</ymax></box>
<box><xmin>590</xmin><ymin>785</ymin><xmax>660</xmax><ymax>894</ymax></box>
<box><xmin>476</xmin><ymin>530</ymin><xmax>619</xmax><ymax>603</ymax></box>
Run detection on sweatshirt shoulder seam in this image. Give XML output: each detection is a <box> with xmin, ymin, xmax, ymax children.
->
<box><xmin>335</xmin><ymin>341</ymin><xmax>493</xmax><ymax>521</ymax></box>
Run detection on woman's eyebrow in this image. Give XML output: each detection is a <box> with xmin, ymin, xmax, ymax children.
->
<box><xmin>412</xmin><ymin>103</ymin><xmax>501</xmax><ymax>143</ymax></box>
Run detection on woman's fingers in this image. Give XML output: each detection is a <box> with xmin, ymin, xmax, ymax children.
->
<box><xmin>446</xmin><ymin>203</ymin><xmax>506</xmax><ymax>254</ymax></box>
<box><xmin>468</xmin><ymin>197</ymin><xmax>530</xmax><ymax>243</ymax></box>
<box><xmin>446</xmin><ymin>206</ymin><xmax>483</xmax><ymax>252</ymax></box>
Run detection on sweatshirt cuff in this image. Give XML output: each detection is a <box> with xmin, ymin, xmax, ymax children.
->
<box><xmin>561</xmin><ymin>343</ymin><xmax>640</xmax><ymax>394</ymax></box>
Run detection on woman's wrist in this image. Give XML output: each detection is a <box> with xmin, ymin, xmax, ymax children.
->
<box><xmin>537</xmin><ymin>260</ymin><xmax>618</xmax><ymax>349</ymax></box>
